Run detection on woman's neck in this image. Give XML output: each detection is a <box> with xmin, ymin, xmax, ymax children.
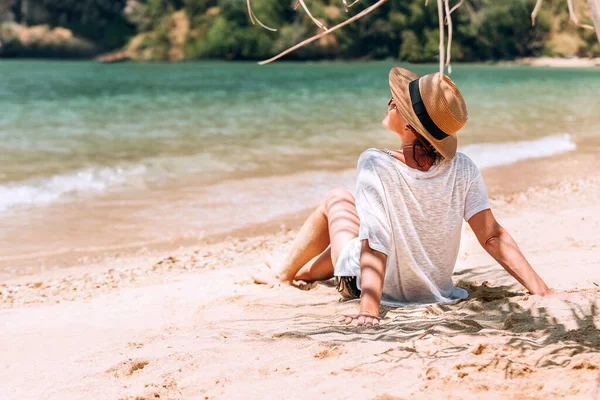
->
<box><xmin>398</xmin><ymin>141</ymin><xmax>434</xmax><ymax>171</ymax></box>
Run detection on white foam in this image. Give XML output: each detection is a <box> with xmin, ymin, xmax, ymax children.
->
<box><xmin>460</xmin><ymin>134</ymin><xmax>576</xmax><ymax>169</ymax></box>
<box><xmin>0</xmin><ymin>134</ymin><xmax>578</xmax><ymax>213</ymax></box>
<box><xmin>0</xmin><ymin>165</ymin><xmax>147</xmax><ymax>212</ymax></box>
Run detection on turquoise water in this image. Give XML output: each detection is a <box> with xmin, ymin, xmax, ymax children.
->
<box><xmin>1</xmin><ymin>61</ymin><xmax>599</xmax><ymax>196</ymax></box>
<box><xmin>0</xmin><ymin>60</ymin><xmax>599</xmax><ymax>269</ymax></box>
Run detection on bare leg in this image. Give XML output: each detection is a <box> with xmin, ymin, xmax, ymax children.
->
<box><xmin>325</xmin><ymin>189</ymin><xmax>360</xmax><ymax>267</ymax></box>
<box><xmin>253</xmin><ymin>188</ymin><xmax>359</xmax><ymax>287</ymax></box>
<box><xmin>294</xmin><ymin>247</ymin><xmax>335</xmax><ymax>282</ymax></box>
<box><xmin>253</xmin><ymin>201</ymin><xmax>330</xmax><ymax>286</ymax></box>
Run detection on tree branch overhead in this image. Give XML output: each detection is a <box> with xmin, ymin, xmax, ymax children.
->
<box><xmin>247</xmin><ymin>0</ymin><xmax>600</xmax><ymax>66</ymax></box>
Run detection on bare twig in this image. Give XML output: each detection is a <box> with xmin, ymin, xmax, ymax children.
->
<box><xmin>249</xmin><ymin>0</ymin><xmax>600</xmax><ymax>68</ymax></box>
<box><xmin>247</xmin><ymin>0</ymin><xmax>256</xmax><ymax>24</ymax></box>
<box><xmin>247</xmin><ymin>0</ymin><xmax>278</xmax><ymax>31</ymax></box>
<box><xmin>567</xmin><ymin>0</ymin><xmax>595</xmax><ymax>30</ymax></box>
<box><xmin>447</xmin><ymin>0</ymin><xmax>464</xmax><ymax>18</ymax></box>
<box><xmin>254</xmin><ymin>17</ymin><xmax>278</xmax><ymax>31</ymax></box>
<box><xmin>258</xmin><ymin>0</ymin><xmax>389</xmax><ymax>65</ymax></box>
<box><xmin>589</xmin><ymin>0</ymin><xmax>600</xmax><ymax>45</ymax></box>
<box><xmin>437</xmin><ymin>0</ymin><xmax>445</xmax><ymax>76</ymax></box>
<box><xmin>417</xmin><ymin>329</ymin><xmax>431</xmax><ymax>340</ymax></box>
<box><xmin>296</xmin><ymin>0</ymin><xmax>328</xmax><ymax>30</ymax></box>
<box><xmin>444</xmin><ymin>0</ymin><xmax>464</xmax><ymax>73</ymax></box>
<box><xmin>343</xmin><ymin>0</ymin><xmax>360</xmax><ymax>11</ymax></box>
<box><xmin>531</xmin><ymin>0</ymin><xmax>543</xmax><ymax>26</ymax></box>
<box><xmin>444</xmin><ymin>0</ymin><xmax>452</xmax><ymax>73</ymax></box>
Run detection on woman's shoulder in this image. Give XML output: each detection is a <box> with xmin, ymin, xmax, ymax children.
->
<box><xmin>452</xmin><ymin>152</ymin><xmax>476</xmax><ymax>167</ymax></box>
<box><xmin>358</xmin><ymin>148</ymin><xmax>388</xmax><ymax>164</ymax></box>
<box><xmin>357</xmin><ymin>148</ymin><xmax>391</xmax><ymax>168</ymax></box>
<box><xmin>451</xmin><ymin>152</ymin><xmax>482</xmax><ymax>178</ymax></box>
<box><xmin>359</xmin><ymin>148</ymin><xmax>388</xmax><ymax>159</ymax></box>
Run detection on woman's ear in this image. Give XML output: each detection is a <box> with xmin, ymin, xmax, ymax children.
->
<box><xmin>405</xmin><ymin>125</ymin><xmax>418</xmax><ymax>135</ymax></box>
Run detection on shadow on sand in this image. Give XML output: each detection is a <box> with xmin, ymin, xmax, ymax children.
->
<box><xmin>263</xmin><ymin>278</ymin><xmax>600</xmax><ymax>366</ymax></box>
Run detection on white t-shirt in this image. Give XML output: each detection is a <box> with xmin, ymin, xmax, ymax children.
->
<box><xmin>334</xmin><ymin>148</ymin><xmax>490</xmax><ymax>306</ymax></box>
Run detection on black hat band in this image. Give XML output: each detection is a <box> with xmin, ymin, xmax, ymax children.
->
<box><xmin>409</xmin><ymin>78</ymin><xmax>449</xmax><ymax>141</ymax></box>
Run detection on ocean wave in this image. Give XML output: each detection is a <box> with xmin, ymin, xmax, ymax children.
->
<box><xmin>460</xmin><ymin>134</ymin><xmax>576</xmax><ymax>169</ymax></box>
<box><xmin>0</xmin><ymin>165</ymin><xmax>147</xmax><ymax>212</ymax></box>
<box><xmin>0</xmin><ymin>134</ymin><xmax>578</xmax><ymax>213</ymax></box>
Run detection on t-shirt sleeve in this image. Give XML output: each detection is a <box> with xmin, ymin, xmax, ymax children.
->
<box><xmin>464</xmin><ymin>169</ymin><xmax>491</xmax><ymax>221</ymax></box>
<box><xmin>355</xmin><ymin>152</ymin><xmax>392</xmax><ymax>256</ymax></box>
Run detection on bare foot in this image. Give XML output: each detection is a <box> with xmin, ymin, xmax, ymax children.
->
<box><xmin>263</xmin><ymin>253</ymin><xmax>279</xmax><ymax>270</ymax></box>
<box><xmin>252</xmin><ymin>270</ymin><xmax>290</xmax><ymax>287</ymax></box>
<box><xmin>252</xmin><ymin>254</ymin><xmax>319</xmax><ymax>290</ymax></box>
<box><xmin>252</xmin><ymin>254</ymin><xmax>292</xmax><ymax>287</ymax></box>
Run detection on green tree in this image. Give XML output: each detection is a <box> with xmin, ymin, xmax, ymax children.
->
<box><xmin>22</xmin><ymin>0</ymin><xmax>134</xmax><ymax>50</ymax></box>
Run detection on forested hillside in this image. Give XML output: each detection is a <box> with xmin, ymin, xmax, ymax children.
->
<box><xmin>0</xmin><ymin>0</ymin><xmax>598</xmax><ymax>60</ymax></box>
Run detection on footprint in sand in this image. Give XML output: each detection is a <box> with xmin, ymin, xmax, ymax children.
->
<box><xmin>313</xmin><ymin>344</ymin><xmax>345</xmax><ymax>359</ymax></box>
<box><xmin>106</xmin><ymin>358</ymin><xmax>150</xmax><ymax>378</ymax></box>
<box><xmin>119</xmin><ymin>377</ymin><xmax>181</xmax><ymax>400</ymax></box>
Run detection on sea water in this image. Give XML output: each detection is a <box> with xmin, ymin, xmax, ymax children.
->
<box><xmin>0</xmin><ymin>61</ymin><xmax>598</xmax><ymax>271</ymax></box>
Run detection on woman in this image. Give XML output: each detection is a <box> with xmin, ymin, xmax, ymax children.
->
<box><xmin>253</xmin><ymin>67</ymin><xmax>551</xmax><ymax>326</ymax></box>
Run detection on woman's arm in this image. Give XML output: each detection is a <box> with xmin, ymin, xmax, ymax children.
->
<box><xmin>468</xmin><ymin>209</ymin><xmax>551</xmax><ymax>296</ymax></box>
<box><xmin>345</xmin><ymin>239</ymin><xmax>387</xmax><ymax>326</ymax></box>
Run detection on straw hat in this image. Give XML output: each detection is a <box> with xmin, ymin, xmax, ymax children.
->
<box><xmin>389</xmin><ymin>67</ymin><xmax>468</xmax><ymax>159</ymax></box>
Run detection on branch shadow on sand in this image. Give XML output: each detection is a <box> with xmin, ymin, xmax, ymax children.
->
<box><xmin>224</xmin><ymin>264</ymin><xmax>600</xmax><ymax>395</ymax></box>
<box><xmin>260</xmin><ymin>275</ymin><xmax>600</xmax><ymax>364</ymax></box>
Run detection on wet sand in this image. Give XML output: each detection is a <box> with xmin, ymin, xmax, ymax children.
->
<box><xmin>1</xmin><ymin>138</ymin><xmax>598</xmax><ymax>281</ymax></box>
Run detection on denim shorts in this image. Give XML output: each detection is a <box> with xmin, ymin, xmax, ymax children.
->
<box><xmin>334</xmin><ymin>276</ymin><xmax>361</xmax><ymax>299</ymax></box>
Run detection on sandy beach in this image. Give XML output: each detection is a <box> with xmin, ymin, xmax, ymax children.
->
<box><xmin>514</xmin><ymin>57</ymin><xmax>600</xmax><ymax>68</ymax></box>
<box><xmin>1</xmin><ymin>150</ymin><xmax>599</xmax><ymax>399</ymax></box>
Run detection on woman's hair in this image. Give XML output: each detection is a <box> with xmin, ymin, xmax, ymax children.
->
<box><xmin>411</xmin><ymin>129</ymin><xmax>442</xmax><ymax>169</ymax></box>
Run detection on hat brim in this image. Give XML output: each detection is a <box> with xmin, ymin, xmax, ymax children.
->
<box><xmin>389</xmin><ymin>67</ymin><xmax>457</xmax><ymax>159</ymax></box>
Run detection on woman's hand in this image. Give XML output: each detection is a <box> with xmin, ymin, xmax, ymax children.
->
<box><xmin>345</xmin><ymin>240</ymin><xmax>387</xmax><ymax>327</ymax></box>
<box><xmin>468</xmin><ymin>209</ymin><xmax>551</xmax><ymax>296</ymax></box>
<box><xmin>344</xmin><ymin>312</ymin><xmax>381</xmax><ymax>327</ymax></box>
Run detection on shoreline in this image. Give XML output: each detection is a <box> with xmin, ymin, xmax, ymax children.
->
<box><xmin>2</xmin><ymin>139</ymin><xmax>598</xmax><ymax>283</ymax></box>
<box><xmin>1</xmin><ymin>140</ymin><xmax>599</xmax><ymax>303</ymax></box>
<box><xmin>513</xmin><ymin>56</ymin><xmax>600</xmax><ymax>68</ymax></box>
<box><xmin>2</xmin><ymin>56</ymin><xmax>600</xmax><ymax>67</ymax></box>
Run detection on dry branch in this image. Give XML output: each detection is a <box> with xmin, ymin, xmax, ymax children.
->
<box><xmin>437</xmin><ymin>0</ymin><xmax>445</xmax><ymax>75</ymax></box>
<box><xmin>531</xmin><ymin>0</ymin><xmax>543</xmax><ymax>26</ymax></box>
<box><xmin>258</xmin><ymin>0</ymin><xmax>389</xmax><ymax>65</ymax></box>
<box><xmin>444</xmin><ymin>0</ymin><xmax>452</xmax><ymax>73</ymax></box>
<box><xmin>251</xmin><ymin>0</ymin><xmax>600</xmax><ymax>67</ymax></box>
<box><xmin>246</xmin><ymin>0</ymin><xmax>277</xmax><ymax>31</ymax></box>
<box><xmin>567</xmin><ymin>0</ymin><xmax>595</xmax><ymax>30</ymax></box>
<box><xmin>589</xmin><ymin>0</ymin><xmax>600</xmax><ymax>44</ymax></box>
<box><xmin>444</xmin><ymin>1</ymin><xmax>464</xmax><ymax>73</ymax></box>
<box><xmin>533</xmin><ymin>0</ymin><xmax>594</xmax><ymax>31</ymax></box>
<box><xmin>342</xmin><ymin>0</ymin><xmax>360</xmax><ymax>10</ymax></box>
<box><xmin>447</xmin><ymin>0</ymin><xmax>464</xmax><ymax>18</ymax></box>
<box><xmin>296</xmin><ymin>0</ymin><xmax>328</xmax><ymax>30</ymax></box>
